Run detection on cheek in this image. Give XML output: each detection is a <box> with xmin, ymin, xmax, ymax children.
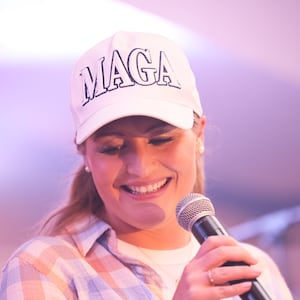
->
<box><xmin>175</xmin><ymin>140</ymin><xmax>198</xmax><ymax>190</ymax></box>
<box><xmin>165</xmin><ymin>139</ymin><xmax>197</xmax><ymax>177</ymax></box>
<box><xmin>88</xmin><ymin>155</ymin><xmax>122</xmax><ymax>194</ymax></box>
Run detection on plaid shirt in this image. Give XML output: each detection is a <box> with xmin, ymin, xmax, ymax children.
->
<box><xmin>0</xmin><ymin>216</ymin><xmax>293</xmax><ymax>300</ymax></box>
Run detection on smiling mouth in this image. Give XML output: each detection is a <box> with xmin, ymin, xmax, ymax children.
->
<box><xmin>122</xmin><ymin>178</ymin><xmax>171</xmax><ymax>195</ymax></box>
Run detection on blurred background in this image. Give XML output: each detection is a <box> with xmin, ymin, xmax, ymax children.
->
<box><xmin>1</xmin><ymin>0</ymin><xmax>299</xmax><ymax>298</ymax></box>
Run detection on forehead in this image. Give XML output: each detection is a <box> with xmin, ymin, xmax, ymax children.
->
<box><xmin>92</xmin><ymin>116</ymin><xmax>176</xmax><ymax>138</ymax></box>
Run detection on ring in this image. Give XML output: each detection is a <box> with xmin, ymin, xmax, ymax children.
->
<box><xmin>207</xmin><ymin>270</ymin><xmax>215</xmax><ymax>286</ymax></box>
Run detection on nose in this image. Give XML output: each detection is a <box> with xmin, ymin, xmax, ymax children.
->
<box><xmin>124</xmin><ymin>141</ymin><xmax>155</xmax><ymax>177</ymax></box>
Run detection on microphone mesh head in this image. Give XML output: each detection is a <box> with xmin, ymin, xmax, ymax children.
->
<box><xmin>176</xmin><ymin>193</ymin><xmax>215</xmax><ymax>231</ymax></box>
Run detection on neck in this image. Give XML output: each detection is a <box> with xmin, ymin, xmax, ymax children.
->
<box><xmin>117</xmin><ymin>221</ymin><xmax>191</xmax><ymax>250</ymax></box>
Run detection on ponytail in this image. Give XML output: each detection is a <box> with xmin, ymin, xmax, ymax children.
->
<box><xmin>40</xmin><ymin>165</ymin><xmax>103</xmax><ymax>235</ymax></box>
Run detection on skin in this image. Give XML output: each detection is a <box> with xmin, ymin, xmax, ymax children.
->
<box><xmin>173</xmin><ymin>235</ymin><xmax>262</xmax><ymax>299</ymax></box>
<box><xmin>83</xmin><ymin>115</ymin><xmax>261</xmax><ymax>299</ymax></box>
<box><xmin>84</xmin><ymin>115</ymin><xmax>204</xmax><ymax>249</ymax></box>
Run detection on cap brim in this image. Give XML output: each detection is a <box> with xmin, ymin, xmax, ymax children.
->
<box><xmin>75</xmin><ymin>98</ymin><xmax>194</xmax><ymax>144</ymax></box>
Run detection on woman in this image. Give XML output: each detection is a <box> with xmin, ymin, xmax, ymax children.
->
<box><xmin>0</xmin><ymin>31</ymin><xmax>293</xmax><ymax>299</ymax></box>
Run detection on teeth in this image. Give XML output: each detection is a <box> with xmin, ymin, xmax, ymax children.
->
<box><xmin>127</xmin><ymin>179</ymin><xmax>167</xmax><ymax>194</ymax></box>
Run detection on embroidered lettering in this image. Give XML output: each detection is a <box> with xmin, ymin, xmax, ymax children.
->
<box><xmin>80</xmin><ymin>48</ymin><xmax>181</xmax><ymax>106</ymax></box>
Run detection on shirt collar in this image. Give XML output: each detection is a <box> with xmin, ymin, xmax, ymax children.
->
<box><xmin>66</xmin><ymin>215</ymin><xmax>111</xmax><ymax>256</ymax></box>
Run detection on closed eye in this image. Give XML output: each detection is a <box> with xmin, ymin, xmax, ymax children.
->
<box><xmin>149</xmin><ymin>137</ymin><xmax>174</xmax><ymax>146</ymax></box>
<box><xmin>98</xmin><ymin>144</ymin><xmax>126</xmax><ymax>155</ymax></box>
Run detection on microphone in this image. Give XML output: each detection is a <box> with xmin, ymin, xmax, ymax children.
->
<box><xmin>176</xmin><ymin>193</ymin><xmax>272</xmax><ymax>300</ymax></box>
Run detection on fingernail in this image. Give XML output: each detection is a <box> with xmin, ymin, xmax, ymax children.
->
<box><xmin>251</xmin><ymin>267</ymin><xmax>262</xmax><ymax>274</ymax></box>
<box><xmin>241</xmin><ymin>281</ymin><xmax>252</xmax><ymax>288</ymax></box>
<box><xmin>250</xmin><ymin>255</ymin><xmax>259</xmax><ymax>262</ymax></box>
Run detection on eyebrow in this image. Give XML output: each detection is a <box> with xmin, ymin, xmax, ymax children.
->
<box><xmin>92</xmin><ymin>130</ymin><xmax>123</xmax><ymax>140</ymax></box>
<box><xmin>92</xmin><ymin>120</ymin><xmax>174</xmax><ymax>140</ymax></box>
<box><xmin>144</xmin><ymin>121</ymin><xmax>173</xmax><ymax>133</ymax></box>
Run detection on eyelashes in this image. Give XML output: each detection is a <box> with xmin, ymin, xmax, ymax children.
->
<box><xmin>98</xmin><ymin>144</ymin><xmax>125</xmax><ymax>155</ymax></box>
<box><xmin>149</xmin><ymin>137</ymin><xmax>174</xmax><ymax>145</ymax></box>
<box><xmin>98</xmin><ymin>136</ymin><xmax>175</xmax><ymax>155</ymax></box>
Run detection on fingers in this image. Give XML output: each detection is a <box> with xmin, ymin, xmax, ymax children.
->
<box><xmin>195</xmin><ymin>235</ymin><xmax>238</xmax><ymax>261</ymax></box>
<box><xmin>174</xmin><ymin>236</ymin><xmax>263</xmax><ymax>300</ymax></box>
<box><xmin>211</xmin><ymin>281</ymin><xmax>253</xmax><ymax>300</ymax></box>
<box><xmin>206</xmin><ymin>268</ymin><xmax>254</xmax><ymax>299</ymax></box>
<box><xmin>206</xmin><ymin>266</ymin><xmax>261</xmax><ymax>286</ymax></box>
<box><xmin>195</xmin><ymin>236</ymin><xmax>258</xmax><ymax>269</ymax></box>
<box><xmin>175</xmin><ymin>267</ymin><xmax>254</xmax><ymax>300</ymax></box>
<box><xmin>207</xmin><ymin>269</ymin><xmax>215</xmax><ymax>286</ymax></box>
<box><xmin>196</xmin><ymin>235</ymin><xmax>248</xmax><ymax>258</ymax></box>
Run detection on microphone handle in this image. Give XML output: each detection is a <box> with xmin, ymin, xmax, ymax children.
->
<box><xmin>192</xmin><ymin>216</ymin><xmax>272</xmax><ymax>300</ymax></box>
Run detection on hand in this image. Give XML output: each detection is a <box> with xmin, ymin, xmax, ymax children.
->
<box><xmin>173</xmin><ymin>235</ymin><xmax>262</xmax><ymax>300</ymax></box>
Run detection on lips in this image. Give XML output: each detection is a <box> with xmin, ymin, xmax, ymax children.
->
<box><xmin>122</xmin><ymin>178</ymin><xmax>170</xmax><ymax>194</ymax></box>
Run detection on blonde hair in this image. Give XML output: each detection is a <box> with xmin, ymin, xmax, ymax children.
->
<box><xmin>40</xmin><ymin>114</ymin><xmax>205</xmax><ymax>235</ymax></box>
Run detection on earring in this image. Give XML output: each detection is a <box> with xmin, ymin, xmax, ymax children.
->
<box><xmin>199</xmin><ymin>145</ymin><xmax>205</xmax><ymax>154</ymax></box>
<box><xmin>84</xmin><ymin>165</ymin><xmax>90</xmax><ymax>173</ymax></box>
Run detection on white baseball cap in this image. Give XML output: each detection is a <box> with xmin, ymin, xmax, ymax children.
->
<box><xmin>70</xmin><ymin>31</ymin><xmax>203</xmax><ymax>144</ymax></box>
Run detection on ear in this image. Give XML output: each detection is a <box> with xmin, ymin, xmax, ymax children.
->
<box><xmin>195</xmin><ymin>116</ymin><xmax>206</xmax><ymax>154</ymax></box>
<box><xmin>196</xmin><ymin>116</ymin><xmax>206</xmax><ymax>137</ymax></box>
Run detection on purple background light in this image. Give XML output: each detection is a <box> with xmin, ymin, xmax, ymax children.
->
<box><xmin>0</xmin><ymin>0</ymin><xmax>299</xmax><ymax>297</ymax></box>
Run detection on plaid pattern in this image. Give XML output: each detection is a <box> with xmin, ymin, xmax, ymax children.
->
<box><xmin>0</xmin><ymin>216</ymin><xmax>293</xmax><ymax>299</ymax></box>
<box><xmin>0</xmin><ymin>217</ymin><xmax>160</xmax><ymax>299</ymax></box>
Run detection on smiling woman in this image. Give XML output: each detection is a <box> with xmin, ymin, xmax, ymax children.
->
<box><xmin>0</xmin><ymin>31</ymin><xmax>293</xmax><ymax>300</ymax></box>
<box><xmin>81</xmin><ymin>116</ymin><xmax>202</xmax><ymax>240</ymax></box>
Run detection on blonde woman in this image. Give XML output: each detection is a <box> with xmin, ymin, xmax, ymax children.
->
<box><xmin>0</xmin><ymin>32</ymin><xmax>292</xmax><ymax>300</ymax></box>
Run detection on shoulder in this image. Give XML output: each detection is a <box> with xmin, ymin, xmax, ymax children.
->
<box><xmin>3</xmin><ymin>235</ymin><xmax>79</xmax><ymax>270</ymax></box>
<box><xmin>240</xmin><ymin>242</ymin><xmax>280</xmax><ymax>272</ymax></box>
<box><xmin>1</xmin><ymin>235</ymin><xmax>84</xmax><ymax>288</ymax></box>
<box><xmin>0</xmin><ymin>236</ymin><xmax>83</xmax><ymax>299</ymax></box>
<box><xmin>241</xmin><ymin>242</ymin><xmax>293</xmax><ymax>299</ymax></box>
<box><xmin>240</xmin><ymin>242</ymin><xmax>277</xmax><ymax>268</ymax></box>
<box><xmin>241</xmin><ymin>242</ymin><xmax>268</xmax><ymax>257</ymax></box>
